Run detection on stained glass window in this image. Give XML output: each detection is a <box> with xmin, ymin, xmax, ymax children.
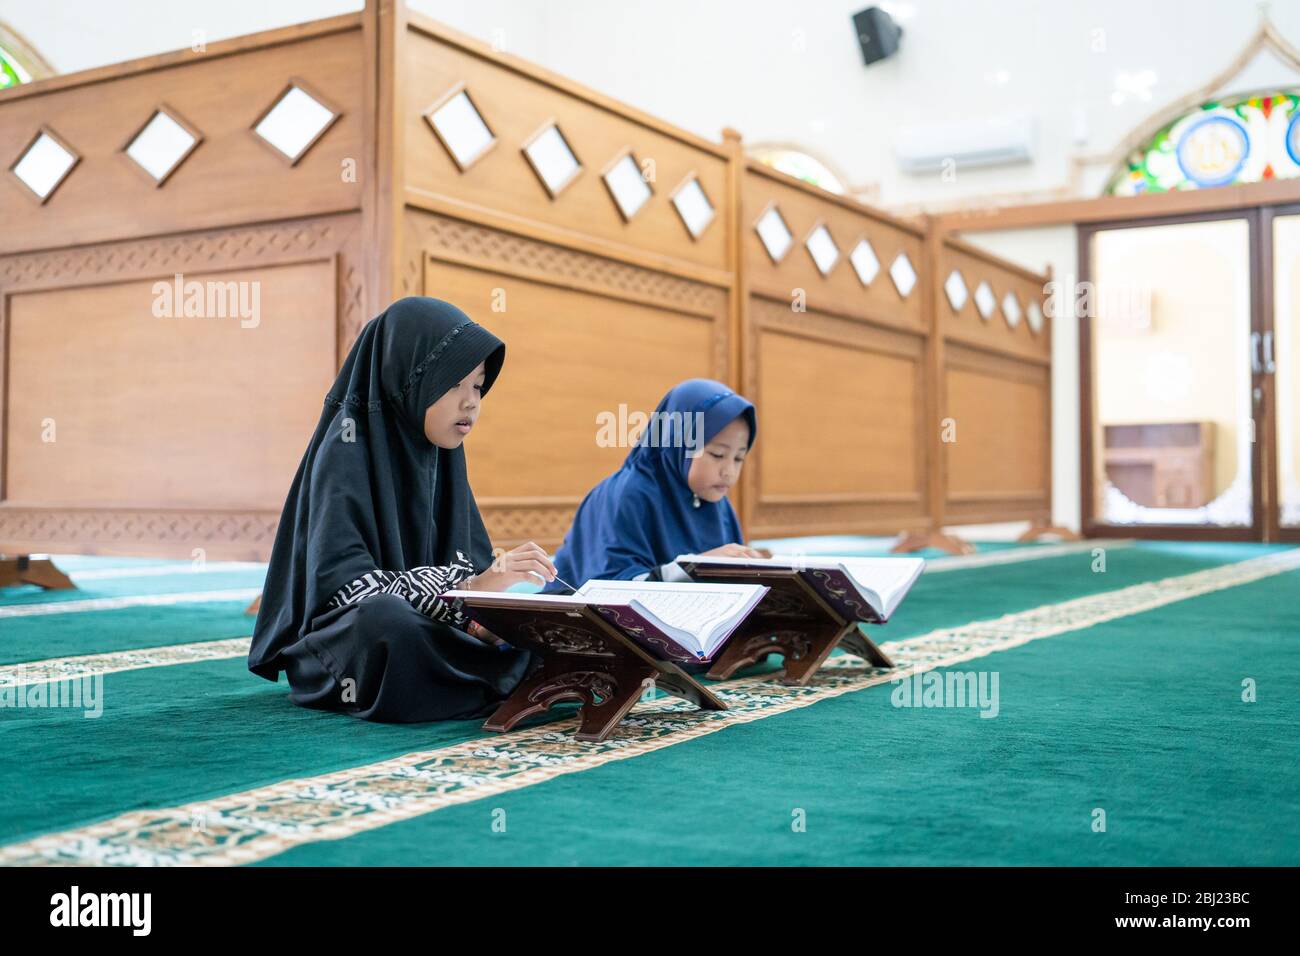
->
<box><xmin>751</xmin><ymin>147</ymin><xmax>847</xmax><ymax>195</ymax></box>
<box><xmin>1108</xmin><ymin>91</ymin><xmax>1300</xmax><ymax>196</ymax></box>
<box><xmin>1</xmin><ymin>43</ymin><xmax>32</xmax><ymax>89</ymax></box>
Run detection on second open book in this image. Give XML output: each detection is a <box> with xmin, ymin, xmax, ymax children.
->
<box><xmin>675</xmin><ymin>553</ymin><xmax>925</xmax><ymax>622</ymax></box>
<box><xmin>438</xmin><ymin>580</ymin><xmax>768</xmax><ymax>662</ymax></box>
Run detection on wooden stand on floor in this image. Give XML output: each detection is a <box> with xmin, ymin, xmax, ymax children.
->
<box><xmin>677</xmin><ymin>565</ymin><xmax>894</xmax><ymax>686</ymax></box>
<box><xmin>891</xmin><ymin>530</ymin><xmax>975</xmax><ymax>555</ymax></box>
<box><xmin>1017</xmin><ymin>523</ymin><xmax>1081</xmax><ymax>542</ymax></box>
<box><xmin>0</xmin><ymin>555</ymin><xmax>76</xmax><ymax>591</ymax></box>
<box><xmin>454</xmin><ymin>595</ymin><xmax>727</xmax><ymax>743</ymax></box>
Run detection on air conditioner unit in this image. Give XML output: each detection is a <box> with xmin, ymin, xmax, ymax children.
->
<box><xmin>894</xmin><ymin>112</ymin><xmax>1035</xmax><ymax>173</ymax></box>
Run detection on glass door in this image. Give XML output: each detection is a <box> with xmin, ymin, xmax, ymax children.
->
<box><xmin>1080</xmin><ymin>211</ymin><xmax>1264</xmax><ymax>539</ymax></box>
<box><xmin>1263</xmin><ymin>207</ymin><xmax>1300</xmax><ymax>541</ymax></box>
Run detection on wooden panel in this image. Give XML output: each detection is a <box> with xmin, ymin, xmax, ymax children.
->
<box><xmin>0</xmin><ymin>212</ymin><xmax>362</xmax><ymax>559</ymax></box>
<box><xmin>6</xmin><ymin>260</ymin><xmax>337</xmax><ymax>510</ymax></box>
<box><xmin>943</xmin><ymin>346</ymin><xmax>1050</xmax><ymax>522</ymax></box>
<box><xmin>742</xmin><ymin>295</ymin><xmax>927</xmax><ymax>538</ymax></box>
<box><xmin>0</xmin><ymin>23</ymin><xmax>365</xmax><ymax>255</ymax></box>
<box><xmin>757</xmin><ymin>331</ymin><xmax>919</xmax><ymax>496</ymax></box>
<box><xmin>402</xmin><ymin>22</ymin><xmax>730</xmax><ymax>276</ymax></box>
<box><xmin>422</xmin><ymin>249</ymin><xmax>716</xmax><ymax>546</ymax></box>
<box><xmin>742</xmin><ymin>164</ymin><xmax>925</xmax><ymax>334</ymax></box>
<box><xmin>938</xmin><ymin>240</ymin><xmax>1051</xmax><ymax>363</ymax></box>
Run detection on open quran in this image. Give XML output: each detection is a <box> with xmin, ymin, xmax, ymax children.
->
<box><xmin>673</xmin><ymin>554</ymin><xmax>924</xmax><ymax>623</ymax></box>
<box><xmin>440</xmin><ymin>580</ymin><xmax>767</xmax><ymax>662</ymax></box>
<box><xmin>437</xmin><ymin>581</ymin><xmax>768</xmax><ymax>742</ymax></box>
<box><xmin>671</xmin><ymin>554</ymin><xmax>925</xmax><ymax>684</ymax></box>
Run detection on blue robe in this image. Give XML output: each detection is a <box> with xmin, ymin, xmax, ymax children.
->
<box><xmin>551</xmin><ymin>379</ymin><xmax>757</xmax><ymax>586</ymax></box>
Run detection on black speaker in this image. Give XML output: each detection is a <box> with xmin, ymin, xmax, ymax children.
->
<box><xmin>852</xmin><ymin>7</ymin><xmax>903</xmax><ymax>66</ymax></box>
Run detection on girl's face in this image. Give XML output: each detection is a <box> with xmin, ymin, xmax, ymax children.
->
<box><xmin>423</xmin><ymin>361</ymin><xmax>486</xmax><ymax>449</ymax></box>
<box><xmin>687</xmin><ymin>416</ymin><xmax>750</xmax><ymax>503</ymax></box>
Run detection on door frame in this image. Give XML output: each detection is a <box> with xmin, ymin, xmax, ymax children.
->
<box><xmin>1259</xmin><ymin>203</ymin><xmax>1300</xmax><ymax>543</ymax></box>
<box><xmin>1077</xmin><ymin>207</ymin><xmax>1268</xmax><ymax>541</ymax></box>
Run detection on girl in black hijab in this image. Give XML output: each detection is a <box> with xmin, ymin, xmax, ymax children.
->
<box><xmin>248</xmin><ymin>297</ymin><xmax>556</xmax><ymax>723</ymax></box>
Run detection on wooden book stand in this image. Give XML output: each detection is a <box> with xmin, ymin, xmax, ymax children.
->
<box><xmin>453</xmin><ymin>595</ymin><xmax>727</xmax><ymax>743</ymax></box>
<box><xmin>676</xmin><ymin>563</ymin><xmax>895</xmax><ymax>686</ymax></box>
<box><xmin>0</xmin><ymin>555</ymin><xmax>76</xmax><ymax>591</ymax></box>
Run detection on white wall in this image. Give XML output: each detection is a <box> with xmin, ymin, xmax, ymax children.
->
<box><xmin>9</xmin><ymin>1</ymin><xmax>1300</xmax><ymax>207</ymax></box>
<box><xmin>0</xmin><ymin>0</ymin><xmax>363</xmax><ymax>73</ymax></box>
<box><xmin>412</xmin><ymin>0</ymin><xmax>1300</xmax><ymax>208</ymax></box>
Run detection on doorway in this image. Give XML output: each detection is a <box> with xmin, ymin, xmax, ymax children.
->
<box><xmin>1078</xmin><ymin>207</ymin><xmax>1290</xmax><ymax>540</ymax></box>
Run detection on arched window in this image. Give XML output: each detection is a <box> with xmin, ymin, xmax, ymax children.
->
<box><xmin>1108</xmin><ymin>90</ymin><xmax>1300</xmax><ymax>196</ymax></box>
<box><xmin>0</xmin><ymin>21</ymin><xmax>53</xmax><ymax>89</ymax></box>
<box><xmin>0</xmin><ymin>44</ymin><xmax>32</xmax><ymax>89</ymax></box>
<box><xmin>750</xmin><ymin>146</ymin><xmax>847</xmax><ymax>195</ymax></box>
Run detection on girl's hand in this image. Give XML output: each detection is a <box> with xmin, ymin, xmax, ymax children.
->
<box><xmin>701</xmin><ymin>543</ymin><xmax>767</xmax><ymax>559</ymax></box>
<box><xmin>463</xmin><ymin>541</ymin><xmax>557</xmax><ymax>591</ymax></box>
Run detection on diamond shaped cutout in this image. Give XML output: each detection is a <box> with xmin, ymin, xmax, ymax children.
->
<box><xmin>253</xmin><ymin>82</ymin><xmax>340</xmax><ymax>164</ymax></box>
<box><xmin>522</xmin><ymin>123</ymin><xmax>582</xmax><ymax>198</ymax></box>
<box><xmin>671</xmin><ymin>175</ymin><xmax>715</xmax><ymax>239</ymax></box>
<box><xmin>849</xmin><ymin>238</ymin><xmax>880</xmax><ymax>286</ymax></box>
<box><xmin>1027</xmin><ymin>299</ymin><xmax>1044</xmax><ymax>334</ymax></box>
<box><xmin>10</xmin><ymin>127</ymin><xmax>78</xmax><ymax>203</ymax></box>
<box><xmin>603</xmin><ymin>151</ymin><xmax>653</xmax><ymax>221</ymax></box>
<box><xmin>944</xmin><ymin>270</ymin><xmax>968</xmax><ymax>312</ymax></box>
<box><xmin>1002</xmin><ymin>292</ymin><xmax>1022</xmax><ymax>328</ymax></box>
<box><xmin>124</xmin><ymin>107</ymin><xmax>201</xmax><ymax>185</ymax></box>
<box><xmin>426</xmin><ymin>86</ymin><xmax>495</xmax><ymax>171</ymax></box>
<box><xmin>890</xmin><ymin>252</ymin><xmax>917</xmax><ymax>298</ymax></box>
<box><xmin>804</xmin><ymin>223</ymin><xmax>840</xmax><ymax>276</ymax></box>
<box><xmin>755</xmin><ymin>204</ymin><xmax>793</xmax><ymax>263</ymax></box>
<box><xmin>974</xmin><ymin>281</ymin><xmax>996</xmax><ymax>320</ymax></box>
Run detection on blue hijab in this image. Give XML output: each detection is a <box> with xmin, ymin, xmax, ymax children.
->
<box><xmin>550</xmin><ymin>379</ymin><xmax>756</xmax><ymax>585</ymax></box>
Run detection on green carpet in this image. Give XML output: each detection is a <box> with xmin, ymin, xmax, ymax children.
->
<box><xmin>254</xmin><ymin>567</ymin><xmax>1297</xmax><ymax>867</ymax></box>
<box><xmin>1</xmin><ymin>541</ymin><xmax>1295</xmax><ymax>865</ymax></box>
<box><xmin>0</xmin><ymin>603</ymin><xmax>254</xmax><ymax>665</ymax></box>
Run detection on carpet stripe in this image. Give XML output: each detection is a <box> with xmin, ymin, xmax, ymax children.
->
<box><xmin>922</xmin><ymin>539</ymin><xmax>1132</xmax><ymax>573</ymax></box>
<box><xmin>0</xmin><ymin>639</ymin><xmax>251</xmax><ymax>689</ymax></box>
<box><xmin>3</xmin><ymin>546</ymin><xmax>1294</xmax><ymax>867</ymax></box>
<box><xmin>0</xmin><ymin>589</ymin><xmax>261</xmax><ymax>618</ymax></box>
<box><xmin>67</xmin><ymin>562</ymin><xmax>265</xmax><ymax>582</ymax></box>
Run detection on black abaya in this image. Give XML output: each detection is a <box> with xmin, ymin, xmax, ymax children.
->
<box><xmin>247</xmin><ymin>297</ymin><xmax>532</xmax><ymax>722</ymax></box>
<box><xmin>280</xmin><ymin>595</ymin><xmax>530</xmax><ymax>722</ymax></box>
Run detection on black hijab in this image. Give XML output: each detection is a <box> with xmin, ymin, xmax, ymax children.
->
<box><xmin>248</xmin><ymin>297</ymin><xmax>505</xmax><ymax>680</ymax></box>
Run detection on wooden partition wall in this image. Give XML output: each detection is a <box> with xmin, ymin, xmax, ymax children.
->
<box><xmin>0</xmin><ymin>15</ymin><xmax>374</xmax><ymax>560</ymax></box>
<box><xmin>0</xmin><ymin>1</ymin><xmax>1055</xmax><ymax>566</ymax></box>
<box><xmin>392</xmin><ymin>10</ymin><xmax>732</xmax><ymax>547</ymax></box>
<box><xmin>925</xmin><ymin>234</ymin><xmax>1055</xmax><ymax>546</ymax></box>
<box><xmin>734</xmin><ymin>162</ymin><xmax>1056</xmax><ymax>550</ymax></box>
<box><xmin>736</xmin><ymin>160</ymin><xmax>930</xmax><ymax>540</ymax></box>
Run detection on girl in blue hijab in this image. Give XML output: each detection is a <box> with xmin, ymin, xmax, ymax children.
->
<box><xmin>549</xmin><ymin>378</ymin><xmax>765</xmax><ymax>587</ymax></box>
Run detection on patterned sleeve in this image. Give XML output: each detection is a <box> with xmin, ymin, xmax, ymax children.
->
<box><xmin>326</xmin><ymin>550</ymin><xmax>476</xmax><ymax>627</ymax></box>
